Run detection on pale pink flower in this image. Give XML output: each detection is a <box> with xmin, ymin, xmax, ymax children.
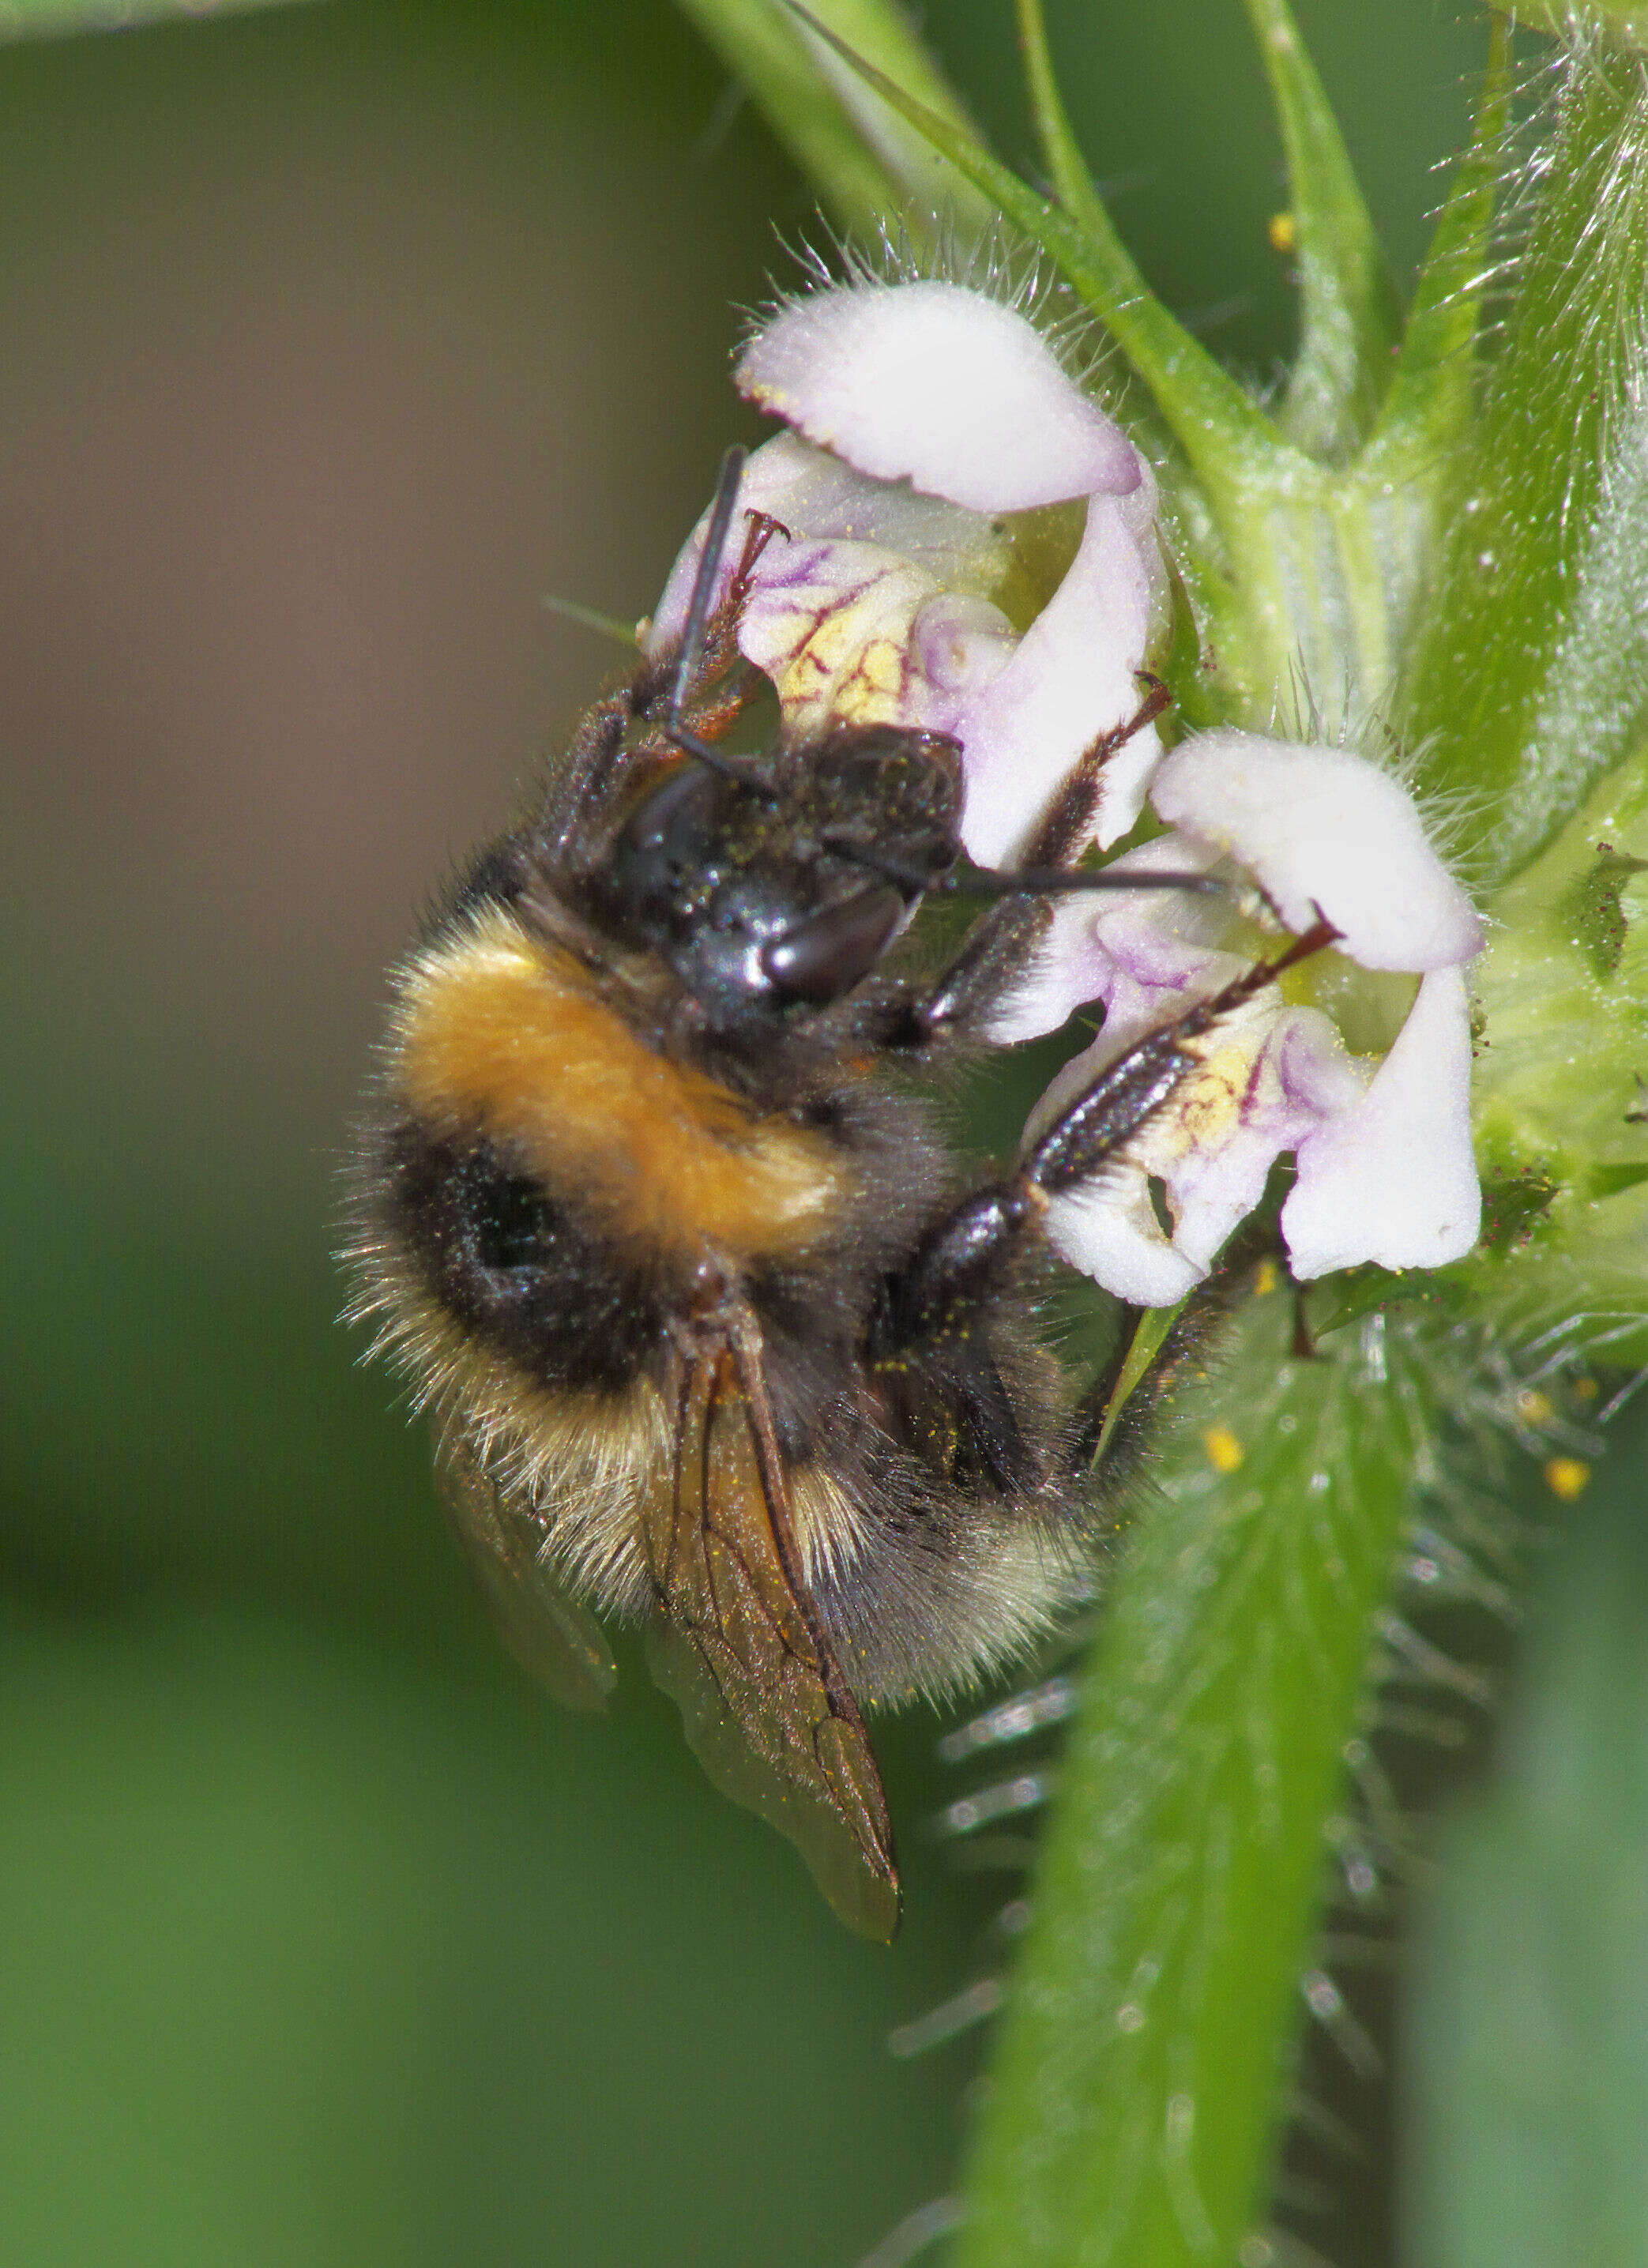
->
<box><xmin>649</xmin><ymin>277</ymin><xmax>1165</xmax><ymax>866</ymax></box>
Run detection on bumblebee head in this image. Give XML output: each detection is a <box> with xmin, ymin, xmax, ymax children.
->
<box><xmin>581</xmin><ymin>724</ymin><xmax>964</xmax><ymax>1026</ymax></box>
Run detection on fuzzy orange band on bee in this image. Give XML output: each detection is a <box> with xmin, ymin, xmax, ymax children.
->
<box><xmin>388</xmin><ymin>903</ymin><xmax>852</xmax><ymax>1261</ymax></box>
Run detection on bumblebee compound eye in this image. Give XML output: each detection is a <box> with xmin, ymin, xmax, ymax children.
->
<box><xmin>758</xmin><ymin>882</ymin><xmax>907</xmax><ymax>1005</ymax></box>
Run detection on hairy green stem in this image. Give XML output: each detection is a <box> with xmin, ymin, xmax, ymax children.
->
<box><xmin>957</xmin><ymin>1293</ymin><xmax>1420</xmax><ymax>2267</ymax></box>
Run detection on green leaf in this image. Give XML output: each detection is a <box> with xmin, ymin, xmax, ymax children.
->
<box><xmin>673</xmin><ymin>0</ymin><xmax>995</xmax><ymax>240</ymax></box>
<box><xmin>1240</xmin><ymin>0</ymin><xmax>1402</xmax><ymax>458</ymax></box>
<box><xmin>1403</xmin><ymin>33</ymin><xmax>1648</xmax><ymax>882</ymax></box>
<box><xmin>1314</xmin><ymin>1261</ymin><xmax>1470</xmax><ymax>1335</ymax></box>
<box><xmin>1489</xmin><ymin>0</ymin><xmax>1648</xmax><ymax>52</ymax></box>
<box><xmin>1407</xmin><ymin>1420</ymin><xmax>1648</xmax><ymax>2268</ymax></box>
<box><xmin>1088</xmin><ymin>1302</ymin><xmax>1184</xmax><ymax>1466</ymax></box>
<box><xmin>540</xmin><ymin>595</ymin><xmax>642</xmax><ymax>649</ymax></box>
<box><xmin>957</xmin><ymin>1289</ymin><xmax>1420</xmax><ymax>2268</ymax></box>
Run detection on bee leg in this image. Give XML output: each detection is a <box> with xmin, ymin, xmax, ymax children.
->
<box><xmin>1018</xmin><ymin>673</ymin><xmax>1171</xmax><ymax>870</ymax></box>
<box><xmin>859</xmin><ymin>894</ymin><xmax>1053</xmax><ymax>1052</ymax></box>
<box><xmin>877</xmin><ymin>918</ymin><xmax>1340</xmax><ymax>1412</ymax></box>
<box><xmin>541</xmin><ymin>686</ymin><xmax>645</xmax><ymax>849</ymax></box>
<box><xmin>1018</xmin><ymin>913</ymin><xmax>1340</xmax><ymax>1195</ymax></box>
<box><xmin>865</xmin><ymin>1009</ymin><xmax>1195</xmax><ymax>1495</ymax></box>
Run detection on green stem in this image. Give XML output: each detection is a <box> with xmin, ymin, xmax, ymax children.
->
<box><xmin>1370</xmin><ymin>9</ymin><xmax>1512</xmax><ymax>468</ymax></box>
<box><xmin>797</xmin><ymin>0</ymin><xmax>1281</xmax><ymax>494</ymax></box>
<box><xmin>957</xmin><ymin>1292</ymin><xmax>1419</xmax><ymax>2267</ymax></box>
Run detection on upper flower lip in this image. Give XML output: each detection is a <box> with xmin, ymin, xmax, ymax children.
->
<box><xmin>736</xmin><ymin>277</ymin><xmax>1143</xmax><ymax>513</ymax></box>
<box><xmin>1149</xmin><ymin>732</ymin><xmax>1487</xmax><ymax>972</ymax></box>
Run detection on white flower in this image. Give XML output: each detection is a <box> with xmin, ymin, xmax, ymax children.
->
<box><xmin>1003</xmin><ymin>732</ymin><xmax>1486</xmax><ymax>1304</ymax></box>
<box><xmin>647</xmin><ymin>277</ymin><xmax>1165</xmax><ymax>866</ymax></box>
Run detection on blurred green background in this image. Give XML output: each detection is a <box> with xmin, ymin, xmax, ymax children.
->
<box><xmin>2</xmin><ymin>6</ymin><xmax>1639</xmax><ymax>2265</ymax></box>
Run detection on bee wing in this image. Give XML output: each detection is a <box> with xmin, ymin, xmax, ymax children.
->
<box><xmin>641</xmin><ymin>1338</ymin><xmax>900</xmax><ymax>1942</ymax></box>
<box><xmin>436</xmin><ymin>1438</ymin><xmax>618</xmax><ymax>1712</ymax></box>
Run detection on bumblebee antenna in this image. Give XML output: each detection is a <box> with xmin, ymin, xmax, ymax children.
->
<box><xmin>825</xmin><ymin>835</ymin><xmax>1229</xmax><ymax>902</ymax></box>
<box><xmin>947</xmin><ymin>861</ymin><xmax>1228</xmax><ymax>901</ymax></box>
<box><xmin>664</xmin><ymin>444</ymin><xmax>753</xmax><ymax>778</ymax></box>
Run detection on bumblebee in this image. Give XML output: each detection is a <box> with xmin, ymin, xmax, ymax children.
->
<box><xmin>348</xmin><ymin>450</ymin><xmax>1326</xmax><ymax>1938</ymax></box>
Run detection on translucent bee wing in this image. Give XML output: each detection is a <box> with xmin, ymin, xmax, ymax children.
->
<box><xmin>642</xmin><ymin>1344</ymin><xmax>901</xmax><ymax>1943</ymax></box>
<box><xmin>436</xmin><ymin>1439</ymin><xmax>618</xmax><ymax>1712</ymax></box>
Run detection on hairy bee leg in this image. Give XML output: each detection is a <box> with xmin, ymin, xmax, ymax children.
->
<box><xmin>881</xmin><ymin>916</ymin><xmax>1342</xmax><ymax>1347</ymax></box>
<box><xmin>855</xmin><ymin>895</ymin><xmax>1052</xmax><ymax>1053</ymax></box>
<box><xmin>1018</xmin><ymin>672</ymin><xmax>1172</xmax><ymax>870</ymax></box>
<box><xmin>555</xmin><ymin>498</ymin><xmax>788</xmax><ymax>839</ymax></box>
<box><xmin>1021</xmin><ymin>913</ymin><xmax>1340</xmax><ymax>1194</ymax></box>
<box><xmin>914</xmin><ymin>896</ymin><xmax>1053</xmax><ymax>1043</ymax></box>
<box><xmin>646</xmin><ymin>508</ymin><xmax>790</xmax><ymax>747</ymax></box>
<box><xmin>541</xmin><ymin>684</ymin><xmax>647</xmax><ymax>849</ymax></box>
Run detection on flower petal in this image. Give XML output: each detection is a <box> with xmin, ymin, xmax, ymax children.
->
<box><xmin>737</xmin><ymin>543</ymin><xmax>1014</xmax><ymax>734</ymax></box>
<box><xmin>953</xmin><ymin>480</ymin><xmax>1165</xmax><ymax>864</ymax></box>
<box><xmin>736</xmin><ymin>280</ymin><xmax>1140</xmax><ymax>513</ymax></box>
<box><xmin>988</xmin><ymin>833</ymin><xmax>1228</xmax><ymax>1045</ymax></box>
<box><xmin>1149</xmin><ymin>731</ymin><xmax>1485</xmax><ymax>971</ymax></box>
<box><xmin>1281</xmin><ymin>964</ymin><xmax>1481</xmax><ymax>1276</ymax></box>
<box><xmin>1044</xmin><ymin>1182</ymin><xmax>1206</xmax><ymax>1307</ymax></box>
<box><xmin>1036</xmin><ymin>993</ymin><xmax>1366</xmax><ymax>1303</ymax></box>
<box><xmin>1161</xmin><ymin>1007</ymin><xmax>1364</xmax><ymax>1273</ymax></box>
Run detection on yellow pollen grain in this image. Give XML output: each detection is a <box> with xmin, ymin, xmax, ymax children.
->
<box><xmin>1575</xmin><ymin>1375</ymin><xmax>1599</xmax><ymax>1401</ymax></box>
<box><xmin>1544</xmin><ymin>1456</ymin><xmax>1591</xmax><ymax>1501</ymax></box>
<box><xmin>1515</xmin><ymin>1388</ymin><xmax>1554</xmax><ymax>1427</ymax></box>
<box><xmin>1254</xmin><ymin>1259</ymin><xmax>1279</xmax><ymax>1296</ymax></box>
<box><xmin>1202</xmin><ymin>1425</ymin><xmax>1244</xmax><ymax>1476</ymax></box>
<box><xmin>1268</xmin><ymin>211</ymin><xmax>1298</xmax><ymax>254</ymax></box>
